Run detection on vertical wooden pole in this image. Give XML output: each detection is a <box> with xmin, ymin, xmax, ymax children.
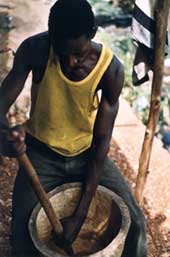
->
<box><xmin>134</xmin><ymin>0</ymin><xmax>170</xmax><ymax>205</ymax></box>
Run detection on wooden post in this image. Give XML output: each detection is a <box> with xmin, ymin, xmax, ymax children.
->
<box><xmin>134</xmin><ymin>0</ymin><xmax>170</xmax><ymax>205</ymax></box>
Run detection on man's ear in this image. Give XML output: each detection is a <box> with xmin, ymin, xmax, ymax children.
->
<box><xmin>89</xmin><ymin>26</ymin><xmax>98</xmax><ymax>39</ymax></box>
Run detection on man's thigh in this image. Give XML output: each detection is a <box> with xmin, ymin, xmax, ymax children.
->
<box><xmin>100</xmin><ymin>157</ymin><xmax>147</xmax><ymax>257</ymax></box>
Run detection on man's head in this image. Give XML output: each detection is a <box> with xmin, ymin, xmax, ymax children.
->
<box><xmin>48</xmin><ymin>0</ymin><xmax>97</xmax><ymax>57</ymax></box>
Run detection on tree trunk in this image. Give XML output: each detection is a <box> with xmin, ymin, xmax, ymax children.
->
<box><xmin>134</xmin><ymin>0</ymin><xmax>170</xmax><ymax>205</ymax></box>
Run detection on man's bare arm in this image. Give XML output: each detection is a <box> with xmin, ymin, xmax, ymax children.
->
<box><xmin>0</xmin><ymin>39</ymin><xmax>31</xmax><ymax>124</ymax></box>
<box><xmin>0</xmin><ymin>40</ymin><xmax>31</xmax><ymax>156</ymax></box>
<box><xmin>62</xmin><ymin>56</ymin><xmax>124</xmax><ymax>243</ymax></box>
<box><xmin>76</xmin><ymin>56</ymin><xmax>124</xmax><ymax>212</ymax></box>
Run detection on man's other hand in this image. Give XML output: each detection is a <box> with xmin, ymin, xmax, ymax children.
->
<box><xmin>0</xmin><ymin>125</ymin><xmax>26</xmax><ymax>157</ymax></box>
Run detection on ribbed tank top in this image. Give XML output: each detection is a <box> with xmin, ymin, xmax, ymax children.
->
<box><xmin>26</xmin><ymin>44</ymin><xmax>113</xmax><ymax>156</ymax></box>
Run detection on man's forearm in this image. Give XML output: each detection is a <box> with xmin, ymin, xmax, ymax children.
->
<box><xmin>0</xmin><ymin>104</ymin><xmax>10</xmax><ymax>129</ymax></box>
<box><xmin>0</xmin><ymin>66</ymin><xmax>30</xmax><ymax>125</ymax></box>
<box><xmin>75</xmin><ymin>160</ymin><xmax>103</xmax><ymax>219</ymax></box>
<box><xmin>0</xmin><ymin>111</ymin><xmax>9</xmax><ymax>127</ymax></box>
<box><xmin>74</xmin><ymin>138</ymin><xmax>110</xmax><ymax>220</ymax></box>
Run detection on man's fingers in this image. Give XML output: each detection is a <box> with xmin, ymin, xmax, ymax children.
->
<box><xmin>2</xmin><ymin>126</ymin><xmax>26</xmax><ymax>156</ymax></box>
<box><xmin>14</xmin><ymin>141</ymin><xmax>26</xmax><ymax>154</ymax></box>
<box><xmin>7</xmin><ymin>129</ymin><xmax>25</xmax><ymax>142</ymax></box>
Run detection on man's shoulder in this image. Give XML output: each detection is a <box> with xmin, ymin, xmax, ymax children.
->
<box><xmin>20</xmin><ymin>31</ymin><xmax>49</xmax><ymax>53</ymax></box>
<box><xmin>17</xmin><ymin>31</ymin><xmax>50</xmax><ymax>69</ymax></box>
<box><xmin>99</xmin><ymin>52</ymin><xmax>124</xmax><ymax>87</ymax></box>
<box><xmin>22</xmin><ymin>31</ymin><xmax>49</xmax><ymax>45</ymax></box>
<box><xmin>106</xmin><ymin>54</ymin><xmax>124</xmax><ymax>78</ymax></box>
<box><xmin>99</xmin><ymin>53</ymin><xmax>124</xmax><ymax>102</ymax></box>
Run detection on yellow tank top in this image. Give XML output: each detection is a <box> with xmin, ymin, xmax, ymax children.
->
<box><xmin>26</xmin><ymin>44</ymin><xmax>113</xmax><ymax>156</ymax></box>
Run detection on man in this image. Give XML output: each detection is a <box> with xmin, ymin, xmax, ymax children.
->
<box><xmin>0</xmin><ymin>0</ymin><xmax>147</xmax><ymax>256</ymax></box>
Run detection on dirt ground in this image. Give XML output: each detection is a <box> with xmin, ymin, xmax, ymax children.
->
<box><xmin>0</xmin><ymin>140</ymin><xmax>169</xmax><ymax>257</ymax></box>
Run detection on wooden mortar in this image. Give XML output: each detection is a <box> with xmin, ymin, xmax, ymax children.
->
<box><xmin>29</xmin><ymin>183</ymin><xmax>131</xmax><ymax>257</ymax></box>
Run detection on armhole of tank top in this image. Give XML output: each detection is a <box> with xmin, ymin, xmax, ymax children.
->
<box><xmin>91</xmin><ymin>48</ymin><xmax>113</xmax><ymax>99</ymax></box>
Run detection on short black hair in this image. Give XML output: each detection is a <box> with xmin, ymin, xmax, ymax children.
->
<box><xmin>48</xmin><ymin>0</ymin><xmax>95</xmax><ymax>42</ymax></box>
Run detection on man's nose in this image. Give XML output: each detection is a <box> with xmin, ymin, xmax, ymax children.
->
<box><xmin>68</xmin><ymin>55</ymin><xmax>78</xmax><ymax>68</ymax></box>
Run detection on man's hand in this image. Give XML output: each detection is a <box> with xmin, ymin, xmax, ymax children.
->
<box><xmin>0</xmin><ymin>125</ymin><xmax>26</xmax><ymax>157</ymax></box>
<box><xmin>61</xmin><ymin>214</ymin><xmax>85</xmax><ymax>244</ymax></box>
<box><xmin>52</xmin><ymin>215</ymin><xmax>83</xmax><ymax>254</ymax></box>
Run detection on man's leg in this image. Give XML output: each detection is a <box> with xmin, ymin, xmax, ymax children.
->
<box><xmin>100</xmin><ymin>157</ymin><xmax>147</xmax><ymax>257</ymax></box>
<box><xmin>11</xmin><ymin>146</ymin><xmax>66</xmax><ymax>257</ymax></box>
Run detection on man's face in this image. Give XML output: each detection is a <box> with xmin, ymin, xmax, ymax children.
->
<box><xmin>53</xmin><ymin>35</ymin><xmax>91</xmax><ymax>69</ymax></box>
